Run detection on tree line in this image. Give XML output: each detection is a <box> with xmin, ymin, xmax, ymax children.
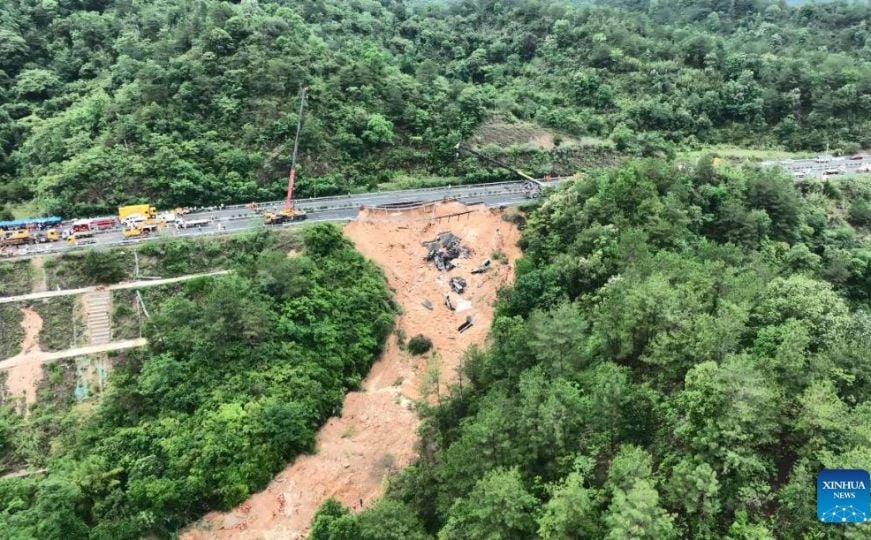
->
<box><xmin>1</xmin><ymin>0</ymin><xmax>868</xmax><ymax>215</ymax></box>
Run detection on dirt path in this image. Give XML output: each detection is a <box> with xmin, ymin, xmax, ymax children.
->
<box><xmin>30</xmin><ymin>256</ymin><xmax>47</xmax><ymax>293</ymax></box>
<box><xmin>184</xmin><ymin>201</ymin><xmax>521</xmax><ymax>539</ymax></box>
<box><xmin>2</xmin><ymin>307</ymin><xmax>45</xmax><ymax>405</ymax></box>
<box><xmin>0</xmin><ymin>338</ymin><xmax>147</xmax><ymax>370</ymax></box>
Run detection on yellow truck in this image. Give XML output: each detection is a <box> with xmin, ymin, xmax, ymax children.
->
<box><xmin>122</xmin><ymin>221</ymin><xmax>162</xmax><ymax>238</ymax></box>
<box><xmin>33</xmin><ymin>229</ymin><xmax>61</xmax><ymax>243</ymax></box>
<box><xmin>1</xmin><ymin>229</ymin><xmax>62</xmax><ymax>245</ymax></box>
<box><xmin>67</xmin><ymin>230</ymin><xmax>96</xmax><ymax>245</ymax></box>
<box><xmin>1</xmin><ymin>230</ymin><xmax>31</xmax><ymax>246</ymax></box>
<box><xmin>118</xmin><ymin>204</ymin><xmax>157</xmax><ymax>222</ymax></box>
<box><xmin>263</xmin><ymin>208</ymin><xmax>307</xmax><ymax>225</ymax></box>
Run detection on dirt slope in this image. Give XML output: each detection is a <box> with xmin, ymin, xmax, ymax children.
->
<box><xmin>184</xmin><ymin>201</ymin><xmax>521</xmax><ymax>539</ymax></box>
<box><xmin>2</xmin><ymin>307</ymin><xmax>44</xmax><ymax>406</ymax></box>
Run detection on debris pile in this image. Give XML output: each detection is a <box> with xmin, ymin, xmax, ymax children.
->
<box><xmin>424</xmin><ymin>231</ymin><xmax>470</xmax><ymax>272</ymax></box>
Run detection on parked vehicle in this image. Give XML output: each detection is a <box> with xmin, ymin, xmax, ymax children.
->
<box><xmin>72</xmin><ymin>219</ymin><xmax>92</xmax><ymax>233</ymax></box>
<box><xmin>175</xmin><ymin>218</ymin><xmax>211</xmax><ymax>229</ymax></box>
<box><xmin>92</xmin><ymin>217</ymin><xmax>117</xmax><ymax>229</ymax></box>
<box><xmin>118</xmin><ymin>204</ymin><xmax>157</xmax><ymax>222</ymax></box>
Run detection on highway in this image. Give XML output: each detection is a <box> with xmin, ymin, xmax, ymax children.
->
<box><xmin>761</xmin><ymin>152</ymin><xmax>870</xmax><ymax>178</ymax></box>
<box><xmin>4</xmin><ymin>180</ymin><xmax>548</xmax><ymax>259</ymax></box>
<box><xmin>4</xmin><ymin>151</ymin><xmax>869</xmax><ymax>260</ymax></box>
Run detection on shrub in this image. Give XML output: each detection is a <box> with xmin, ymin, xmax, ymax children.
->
<box><xmin>491</xmin><ymin>250</ymin><xmax>508</xmax><ymax>264</ymax></box>
<box><xmin>407</xmin><ymin>334</ymin><xmax>433</xmax><ymax>355</ymax></box>
<box><xmin>848</xmin><ymin>199</ymin><xmax>871</xmax><ymax>228</ymax></box>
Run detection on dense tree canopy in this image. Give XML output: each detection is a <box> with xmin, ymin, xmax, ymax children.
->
<box><xmin>0</xmin><ymin>224</ymin><xmax>395</xmax><ymax>538</ymax></box>
<box><xmin>1</xmin><ymin>0</ymin><xmax>868</xmax><ymax>215</ymax></box>
<box><xmin>314</xmin><ymin>161</ymin><xmax>871</xmax><ymax>538</ymax></box>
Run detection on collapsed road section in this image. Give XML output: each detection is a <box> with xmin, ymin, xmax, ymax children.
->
<box><xmin>184</xmin><ymin>200</ymin><xmax>522</xmax><ymax>540</ymax></box>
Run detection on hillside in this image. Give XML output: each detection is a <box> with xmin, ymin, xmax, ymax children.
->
<box><xmin>1</xmin><ymin>0</ymin><xmax>869</xmax><ymax>216</ymax></box>
<box><xmin>0</xmin><ymin>226</ymin><xmax>397</xmax><ymax>538</ymax></box>
<box><xmin>311</xmin><ymin>162</ymin><xmax>871</xmax><ymax>538</ymax></box>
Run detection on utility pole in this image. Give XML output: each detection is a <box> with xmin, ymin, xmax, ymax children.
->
<box><xmin>285</xmin><ymin>87</ymin><xmax>308</xmax><ymax>212</ymax></box>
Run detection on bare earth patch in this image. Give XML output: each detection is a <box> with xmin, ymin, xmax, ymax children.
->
<box><xmin>470</xmin><ymin>117</ymin><xmax>588</xmax><ymax>150</ymax></box>
<box><xmin>30</xmin><ymin>256</ymin><xmax>47</xmax><ymax>293</ymax></box>
<box><xmin>2</xmin><ymin>307</ymin><xmax>44</xmax><ymax>406</ymax></box>
<box><xmin>184</xmin><ymin>201</ymin><xmax>521</xmax><ymax>539</ymax></box>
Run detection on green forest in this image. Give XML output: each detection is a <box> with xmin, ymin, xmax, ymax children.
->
<box><xmin>1</xmin><ymin>0</ymin><xmax>869</xmax><ymax>215</ymax></box>
<box><xmin>310</xmin><ymin>159</ymin><xmax>871</xmax><ymax>539</ymax></box>
<box><xmin>2</xmin><ymin>0</ymin><xmax>871</xmax><ymax>537</ymax></box>
<box><xmin>0</xmin><ymin>224</ymin><xmax>396</xmax><ymax>538</ymax></box>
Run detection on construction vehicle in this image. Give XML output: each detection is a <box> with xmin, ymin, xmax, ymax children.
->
<box><xmin>32</xmin><ymin>229</ymin><xmax>61</xmax><ymax>243</ymax></box>
<box><xmin>67</xmin><ymin>230</ymin><xmax>96</xmax><ymax>245</ymax></box>
<box><xmin>0</xmin><ymin>228</ymin><xmax>63</xmax><ymax>245</ymax></box>
<box><xmin>265</xmin><ymin>87</ymin><xmax>308</xmax><ymax>225</ymax></box>
<box><xmin>122</xmin><ymin>221</ymin><xmax>162</xmax><ymax>238</ymax></box>
<box><xmin>455</xmin><ymin>143</ymin><xmax>544</xmax><ymax>198</ymax></box>
<box><xmin>118</xmin><ymin>204</ymin><xmax>157</xmax><ymax>222</ymax></box>
<box><xmin>1</xmin><ymin>229</ymin><xmax>31</xmax><ymax>246</ymax></box>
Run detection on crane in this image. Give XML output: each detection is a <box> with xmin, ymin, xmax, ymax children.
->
<box><xmin>455</xmin><ymin>143</ymin><xmax>543</xmax><ymax>198</ymax></box>
<box><xmin>265</xmin><ymin>87</ymin><xmax>309</xmax><ymax>225</ymax></box>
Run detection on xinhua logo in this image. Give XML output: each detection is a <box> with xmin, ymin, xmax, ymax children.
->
<box><xmin>817</xmin><ymin>469</ymin><xmax>870</xmax><ymax>523</ymax></box>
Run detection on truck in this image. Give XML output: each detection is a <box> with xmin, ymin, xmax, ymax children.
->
<box><xmin>67</xmin><ymin>230</ymin><xmax>96</xmax><ymax>245</ymax></box>
<box><xmin>264</xmin><ymin>210</ymin><xmax>307</xmax><ymax>224</ymax></box>
<box><xmin>122</xmin><ymin>221</ymin><xmax>162</xmax><ymax>238</ymax></box>
<box><xmin>72</xmin><ymin>219</ymin><xmax>92</xmax><ymax>233</ymax></box>
<box><xmin>32</xmin><ymin>229</ymin><xmax>61</xmax><ymax>243</ymax></box>
<box><xmin>1</xmin><ymin>230</ymin><xmax>31</xmax><ymax>246</ymax></box>
<box><xmin>175</xmin><ymin>218</ymin><xmax>211</xmax><ymax>229</ymax></box>
<box><xmin>118</xmin><ymin>204</ymin><xmax>157</xmax><ymax>222</ymax></box>
<box><xmin>92</xmin><ymin>217</ymin><xmax>117</xmax><ymax>230</ymax></box>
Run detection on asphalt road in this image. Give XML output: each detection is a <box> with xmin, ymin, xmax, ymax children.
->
<box><xmin>6</xmin><ymin>152</ymin><xmax>868</xmax><ymax>260</ymax></box>
<box><xmin>761</xmin><ymin>152</ymin><xmax>871</xmax><ymax>177</ymax></box>
<box><xmin>6</xmin><ymin>180</ymin><xmax>543</xmax><ymax>259</ymax></box>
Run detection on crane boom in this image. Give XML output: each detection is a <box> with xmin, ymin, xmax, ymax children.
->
<box><xmin>285</xmin><ymin>87</ymin><xmax>308</xmax><ymax>211</ymax></box>
<box><xmin>264</xmin><ymin>87</ymin><xmax>310</xmax><ymax>225</ymax></box>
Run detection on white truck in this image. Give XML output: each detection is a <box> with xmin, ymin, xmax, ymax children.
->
<box><xmin>175</xmin><ymin>218</ymin><xmax>211</xmax><ymax>229</ymax></box>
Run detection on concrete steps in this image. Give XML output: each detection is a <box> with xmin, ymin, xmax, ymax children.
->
<box><xmin>83</xmin><ymin>290</ymin><xmax>112</xmax><ymax>346</ymax></box>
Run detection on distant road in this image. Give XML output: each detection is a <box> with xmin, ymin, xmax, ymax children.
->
<box><xmin>761</xmin><ymin>152</ymin><xmax>870</xmax><ymax>178</ymax></box>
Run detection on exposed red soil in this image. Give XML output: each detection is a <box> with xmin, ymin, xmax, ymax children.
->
<box><xmin>2</xmin><ymin>307</ymin><xmax>44</xmax><ymax>407</ymax></box>
<box><xmin>183</xmin><ymin>201</ymin><xmax>521</xmax><ymax>539</ymax></box>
